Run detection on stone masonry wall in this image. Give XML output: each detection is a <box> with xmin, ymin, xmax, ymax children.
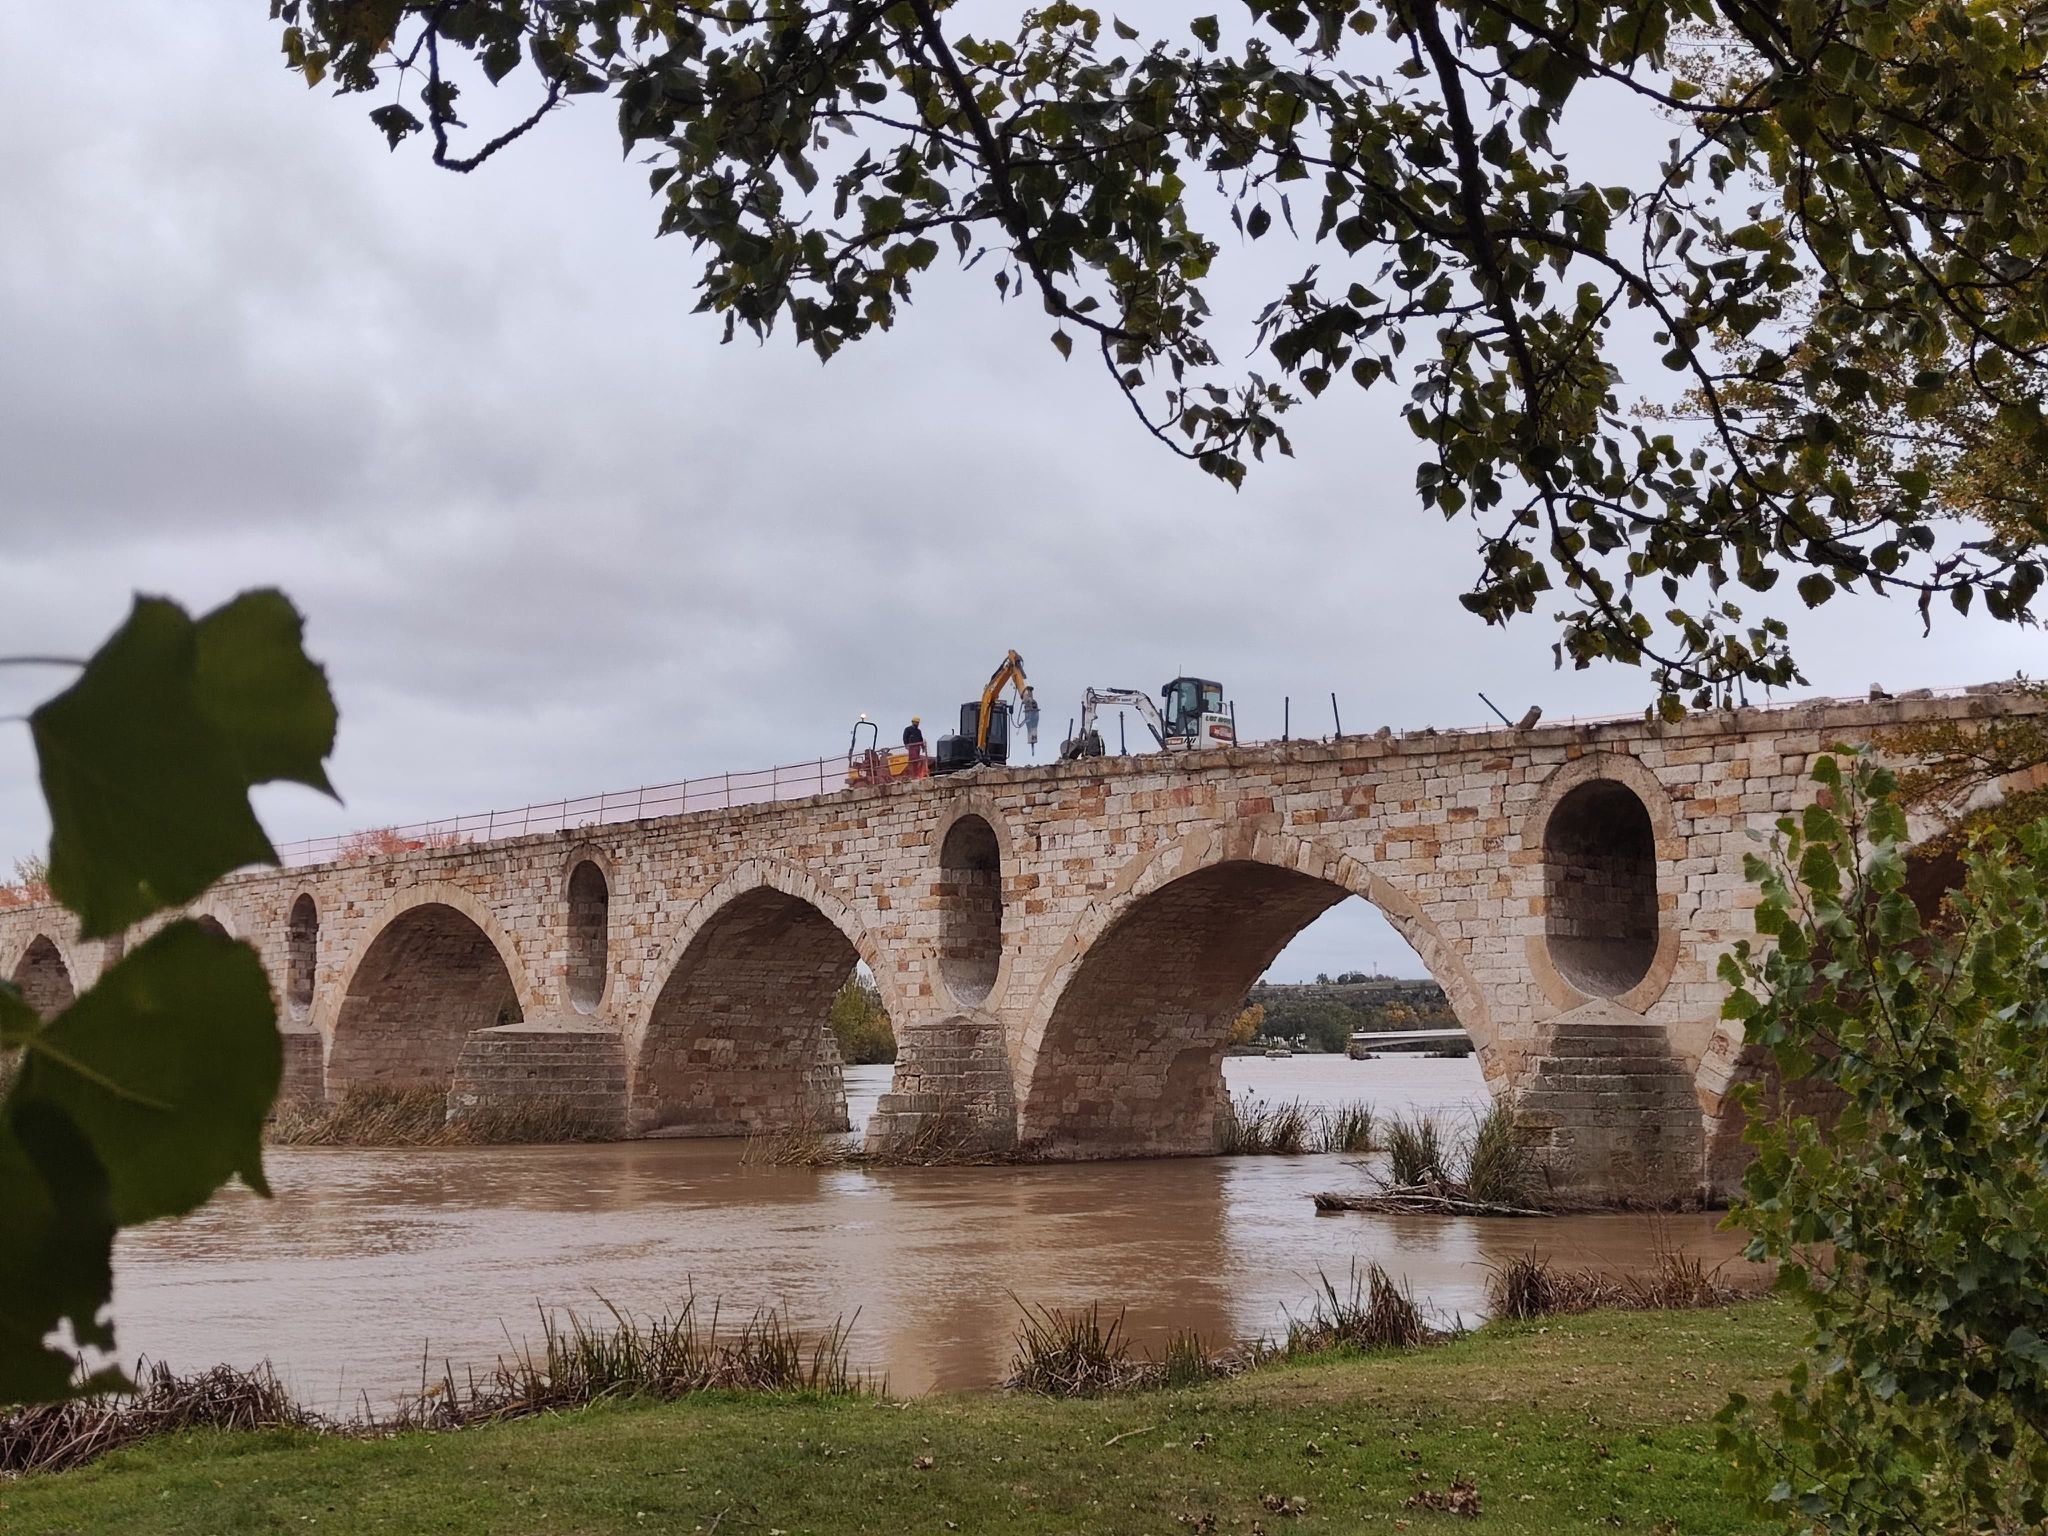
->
<box><xmin>0</xmin><ymin>685</ymin><xmax>2038</xmax><ymax>1201</ymax></box>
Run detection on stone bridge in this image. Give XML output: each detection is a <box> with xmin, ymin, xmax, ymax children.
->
<box><xmin>3</xmin><ymin>687</ymin><xmax>2036</xmax><ymax>1203</ymax></box>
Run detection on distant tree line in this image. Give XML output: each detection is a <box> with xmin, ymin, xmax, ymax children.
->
<box><xmin>1240</xmin><ymin>979</ymin><xmax>1458</xmax><ymax>1055</ymax></box>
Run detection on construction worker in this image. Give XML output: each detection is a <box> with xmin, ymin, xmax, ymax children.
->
<box><xmin>903</xmin><ymin>715</ymin><xmax>928</xmax><ymax>776</ymax></box>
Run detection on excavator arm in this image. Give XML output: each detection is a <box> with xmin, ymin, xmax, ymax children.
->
<box><xmin>1073</xmin><ymin>688</ymin><xmax>1169</xmax><ymax>753</ymax></box>
<box><xmin>975</xmin><ymin>649</ymin><xmax>1029</xmax><ymax>754</ymax></box>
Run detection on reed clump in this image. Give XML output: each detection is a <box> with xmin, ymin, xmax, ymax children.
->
<box><xmin>0</xmin><ymin>1296</ymin><xmax>868</xmax><ymax>1476</ymax></box>
<box><xmin>1382</xmin><ymin>1112</ymin><xmax>1449</xmax><ymax>1187</ymax></box>
<box><xmin>268</xmin><ymin>1089</ymin><xmax>616</xmax><ymax>1147</ymax></box>
<box><xmin>0</xmin><ymin>1362</ymin><xmax>318</xmax><ymax>1476</ymax></box>
<box><xmin>1314</xmin><ymin>1105</ymin><xmax>1549</xmax><ymax>1216</ymax></box>
<box><xmin>1488</xmin><ymin>1246</ymin><xmax>1766</xmax><ymax>1321</ymax></box>
<box><xmin>1319</xmin><ymin>1102</ymin><xmax>1377</xmax><ymax>1154</ymax></box>
<box><xmin>741</xmin><ymin>1105</ymin><xmax>854</xmax><ymax>1167</ymax></box>
<box><xmin>1460</xmin><ymin>1102</ymin><xmax>1538</xmax><ymax>1208</ymax></box>
<box><xmin>1219</xmin><ymin>1095</ymin><xmax>1377</xmax><ymax>1155</ymax></box>
<box><xmin>1005</xmin><ymin>1302</ymin><xmax>1242</xmax><ymax>1397</ymax></box>
<box><xmin>1282</xmin><ymin>1263</ymin><xmax>1436</xmax><ymax>1355</ymax></box>
<box><xmin>388</xmin><ymin>1296</ymin><xmax>866</xmax><ymax>1429</ymax></box>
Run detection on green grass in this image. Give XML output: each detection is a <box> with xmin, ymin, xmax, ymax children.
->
<box><xmin>0</xmin><ymin>1304</ymin><xmax>1797</xmax><ymax>1535</ymax></box>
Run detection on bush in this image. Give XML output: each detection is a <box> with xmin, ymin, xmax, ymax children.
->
<box><xmin>829</xmin><ymin>976</ymin><xmax>895</xmax><ymax>1065</ymax></box>
<box><xmin>1718</xmin><ymin>753</ymin><xmax>2048</xmax><ymax>1534</ymax></box>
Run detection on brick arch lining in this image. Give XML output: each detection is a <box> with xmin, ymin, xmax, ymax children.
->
<box><xmin>327</xmin><ymin>902</ymin><xmax>522</xmax><ymax>1094</ymax></box>
<box><xmin>11</xmin><ymin>934</ymin><xmax>75</xmax><ymax>1019</ymax></box>
<box><xmin>631</xmin><ymin>884</ymin><xmax>855</xmax><ymax>1136</ymax></box>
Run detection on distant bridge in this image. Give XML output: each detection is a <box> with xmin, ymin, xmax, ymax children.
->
<box><xmin>3</xmin><ymin>686</ymin><xmax>2038</xmax><ymax>1204</ymax></box>
<box><xmin>1345</xmin><ymin>1029</ymin><xmax>1471</xmax><ymax>1055</ymax></box>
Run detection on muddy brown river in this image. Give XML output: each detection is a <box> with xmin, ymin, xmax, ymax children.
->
<box><xmin>112</xmin><ymin>1057</ymin><xmax>1748</xmax><ymax>1408</ymax></box>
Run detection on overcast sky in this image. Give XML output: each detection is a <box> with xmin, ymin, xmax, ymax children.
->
<box><xmin>2</xmin><ymin>5</ymin><xmax>2039</xmax><ymax>980</ymax></box>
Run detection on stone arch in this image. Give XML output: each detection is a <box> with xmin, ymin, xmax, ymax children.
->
<box><xmin>629</xmin><ymin>861</ymin><xmax>884</xmax><ymax>1137</ymax></box>
<box><xmin>1523</xmin><ymin>751</ymin><xmax>1682</xmax><ymax>1014</ymax></box>
<box><xmin>564</xmin><ymin>853</ymin><xmax>611</xmax><ymax>1015</ymax></box>
<box><xmin>1014</xmin><ymin>829</ymin><xmax>1493</xmax><ymax>1159</ymax></box>
<box><xmin>10</xmin><ymin>933</ymin><xmax>76</xmax><ymax>1019</ymax></box>
<box><xmin>286</xmin><ymin>893</ymin><xmax>318</xmax><ymax>1021</ymax></box>
<box><xmin>936</xmin><ymin>810</ymin><xmax>1004</xmax><ymax>1007</ymax></box>
<box><xmin>323</xmin><ymin>884</ymin><xmax>536</xmax><ymax>1096</ymax></box>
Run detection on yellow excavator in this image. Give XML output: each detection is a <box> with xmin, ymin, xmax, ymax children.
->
<box><xmin>847</xmin><ymin>650</ymin><xmax>1032</xmax><ymax>787</ymax></box>
<box><xmin>932</xmin><ymin>649</ymin><xmax>1031</xmax><ymax>774</ymax></box>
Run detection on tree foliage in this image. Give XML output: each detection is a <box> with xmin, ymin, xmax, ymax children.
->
<box><xmin>1718</xmin><ymin>752</ymin><xmax>2048</xmax><ymax>1532</ymax></box>
<box><xmin>1</xmin><ymin>593</ymin><xmax>336</xmax><ymax>1404</ymax></box>
<box><xmin>829</xmin><ymin>975</ymin><xmax>896</xmax><ymax>1064</ymax></box>
<box><xmin>269</xmin><ymin>0</ymin><xmax>2048</xmax><ymax>704</ymax></box>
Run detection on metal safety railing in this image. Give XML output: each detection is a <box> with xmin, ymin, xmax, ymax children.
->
<box><xmin>271</xmin><ymin>682</ymin><xmax>1998</xmax><ymax>871</ymax></box>
<box><xmin>274</xmin><ymin>754</ymin><xmax>849</xmax><ymax>869</ymax></box>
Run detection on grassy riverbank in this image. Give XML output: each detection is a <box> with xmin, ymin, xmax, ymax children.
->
<box><xmin>2</xmin><ymin>1304</ymin><xmax>1796</xmax><ymax>1534</ymax></box>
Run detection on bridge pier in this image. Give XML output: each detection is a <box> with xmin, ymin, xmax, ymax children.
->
<box><xmin>448</xmin><ymin>1018</ymin><xmax>629</xmax><ymax>1137</ymax></box>
<box><xmin>865</xmin><ymin>1013</ymin><xmax>1017</xmax><ymax>1155</ymax></box>
<box><xmin>1512</xmin><ymin>1004</ymin><xmax>1704</xmax><ymax>1206</ymax></box>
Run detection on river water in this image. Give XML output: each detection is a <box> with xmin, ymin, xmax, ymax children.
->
<box><xmin>111</xmin><ymin>1056</ymin><xmax>1747</xmax><ymax>1407</ymax></box>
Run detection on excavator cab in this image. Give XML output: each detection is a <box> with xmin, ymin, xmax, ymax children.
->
<box><xmin>1161</xmin><ymin>678</ymin><xmax>1230</xmax><ymax>746</ymax></box>
<box><xmin>933</xmin><ymin>650</ymin><xmax>1028</xmax><ymax>775</ymax></box>
<box><xmin>935</xmin><ymin>699</ymin><xmax>1011</xmax><ymax>774</ymax></box>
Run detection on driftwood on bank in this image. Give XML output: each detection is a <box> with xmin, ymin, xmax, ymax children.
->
<box><xmin>1311</xmin><ymin>1186</ymin><xmax>1553</xmax><ymax>1218</ymax></box>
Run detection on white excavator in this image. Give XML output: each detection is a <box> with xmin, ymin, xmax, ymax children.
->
<box><xmin>1059</xmin><ymin>677</ymin><xmax>1236</xmax><ymax>760</ymax></box>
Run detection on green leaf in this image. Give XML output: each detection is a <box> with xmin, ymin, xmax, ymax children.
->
<box><xmin>34</xmin><ymin>598</ymin><xmax>275</xmax><ymax>937</ymax></box>
<box><xmin>1191</xmin><ymin>14</ymin><xmax>1220</xmax><ymax>48</ymax></box>
<box><xmin>33</xmin><ymin>593</ymin><xmax>336</xmax><ymax>939</ymax></box>
<box><xmin>192</xmin><ymin>590</ymin><xmax>338</xmax><ymax>798</ymax></box>
<box><xmin>12</xmin><ymin>922</ymin><xmax>281</xmax><ymax>1225</ymax></box>
<box><xmin>0</xmin><ymin>1098</ymin><xmax>118</xmax><ymax>1403</ymax></box>
<box><xmin>0</xmin><ymin>983</ymin><xmax>38</xmax><ymax>1049</ymax></box>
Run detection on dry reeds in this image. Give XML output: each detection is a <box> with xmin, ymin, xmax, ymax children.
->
<box><xmin>386</xmin><ymin>1296</ymin><xmax>866</xmax><ymax>1429</ymax></box>
<box><xmin>0</xmin><ymin>1296</ymin><xmax>867</xmax><ymax>1477</ymax></box>
<box><xmin>856</xmin><ymin>1098</ymin><xmax>1006</xmax><ymax>1167</ymax></box>
<box><xmin>1005</xmin><ymin>1302</ymin><xmax>1241</xmax><ymax>1397</ymax></box>
<box><xmin>0</xmin><ymin>1361</ymin><xmax>318</xmax><ymax>1476</ymax></box>
<box><xmin>268</xmin><ymin>1089</ymin><xmax>616</xmax><ymax>1147</ymax></box>
<box><xmin>1283</xmin><ymin>1263</ymin><xmax>1435</xmax><ymax>1355</ymax></box>
<box><xmin>1487</xmin><ymin>1245</ymin><xmax>1766</xmax><ymax>1321</ymax></box>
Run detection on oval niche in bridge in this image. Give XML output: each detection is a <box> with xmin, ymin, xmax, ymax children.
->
<box><xmin>937</xmin><ymin>815</ymin><xmax>1003</xmax><ymax>1006</ymax></box>
<box><xmin>286</xmin><ymin>894</ymin><xmax>318</xmax><ymax>1021</ymax></box>
<box><xmin>566</xmin><ymin>860</ymin><xmax>609</xmax><ymax>1013</ymax></box>
<box><xmin>1542</xmin><ymin>778</ymin><xmax>1659</xmax><ymax>997</ymax></box>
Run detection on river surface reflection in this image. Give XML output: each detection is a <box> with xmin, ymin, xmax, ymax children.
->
<box><xmin>113</xmin><ymin>1056</ymin><xmax>1746</xmax><ymax>1406</ymax></box>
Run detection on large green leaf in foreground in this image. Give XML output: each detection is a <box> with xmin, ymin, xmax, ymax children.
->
<box><xmin>32</xmin><ymin>592</ymin><xmax>335</xmax><ymax>939</ymax></box>
<box><xmin>2</xmin><ymin>588</ymin><xmax>336</xmax><ymax>1404</ymax></box>
<box><xmin>13</xmin><ymin>923</ymin><xmax>281</xmax><ymax>1224</ymax></box>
